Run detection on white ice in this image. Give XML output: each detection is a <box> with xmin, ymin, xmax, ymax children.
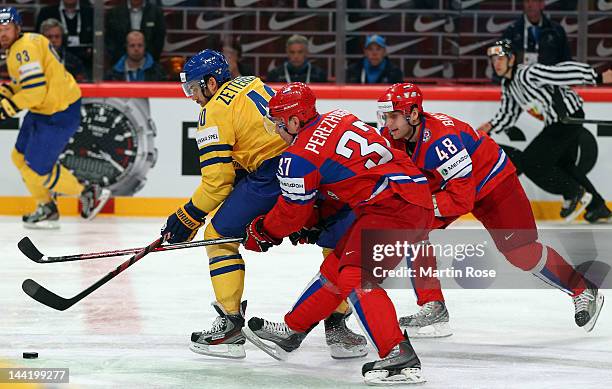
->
<box><xmin>1</xmin><ymin>216</ymin><xmax>611</xmax><ymax>388</ymax></box>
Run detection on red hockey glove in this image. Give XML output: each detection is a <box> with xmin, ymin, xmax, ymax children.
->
<box><xmin>244</xmin><ymin>215</ymin><xmax>282</xmax><ymax>252</ymax></box>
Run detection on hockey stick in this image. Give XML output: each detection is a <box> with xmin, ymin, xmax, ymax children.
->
<box><xmin>561</xmin><ymin>117</ymin><xmax>612</xmax><ymax>125</ymax></box>
<box><xmin>22</xmin><ymin>237</ymin><xmax>164</xmax><ymax>311</ymax></box>
<box><xmin>18</xmin><ymin>236</ymin><xmax>244</xmax><ymax>264</ymax></box>
<box><xmin>21</xmin><ymin>236</ymin><xmax>241</xmax><ymax>311</ymax></box>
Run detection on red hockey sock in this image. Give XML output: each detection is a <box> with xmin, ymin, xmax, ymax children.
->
<box><xmin>410</xmin><ymin>251</ymin><xmax>445</xmax><ymax>306</ymax></box>
<box><xmin>284</xmin><ymin>273</ymin><xmax>343</xmax><ymax>332</ymax></box>
<box><xmin>339</xmin><ymin>266</ymin><xmax>404</xmax><ymax>358</ymax></box>
<box><xmin>505</xmin><ymin>242</ymin><xmax>587</xmax><ymax>296</ymax></box>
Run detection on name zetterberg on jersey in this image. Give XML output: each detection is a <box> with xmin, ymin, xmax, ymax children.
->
<box><xmin>305</xmin><ymin>109</ymin><xmax>351</xmax><ymax>155</ymax></box>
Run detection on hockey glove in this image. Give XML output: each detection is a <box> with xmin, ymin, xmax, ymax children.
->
<box><xmin>0</xmin><ymin>83</ymin><xmax>14</xmax><ymax>99</ymax></box>
<box><xmin>0</xmin><ymin>98</ymin><xmax>19</xmax><ymax>121</ymax></box>
<box><xmin>289</xmin><ymin>226</ymin><xmax>323</xmax><ymax>246</ymax></box>
<box><xmin>244</xmin><ymin>215</ymin><xmax>282</xmax><ymax>252</ymax></box>
<box><xmin>161</xmin><ymin>200</ymin><xmax>207</xmax><ymax>243</ymax></box>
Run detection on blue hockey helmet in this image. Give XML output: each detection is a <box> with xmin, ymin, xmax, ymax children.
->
<box><xmin>0</xmin><ymin>7</ymin><xmax>22</xmax><ymax>27</ymax></box>
<box><xmin>180</xmin><ymin>49</ymin><xmax>231</xmax><ymax>97</ymax></box>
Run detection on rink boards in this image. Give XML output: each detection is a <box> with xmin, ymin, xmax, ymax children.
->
<box><xmin>0</xmin><ymin>84</ymin><xmax>611</xmax><ymax>219</ymax></box>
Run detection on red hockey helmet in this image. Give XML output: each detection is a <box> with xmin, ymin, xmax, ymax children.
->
<box><xmin>377</xmin><ymin>83</ymin><xmax>424</xmax><ymax>116</ymax></box>
<box><xmin>268</xmin><ymin>82</ymin><xmax>318</xmax><ymax>128</ymax></box>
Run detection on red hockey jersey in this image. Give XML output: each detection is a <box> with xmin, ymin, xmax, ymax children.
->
<box><xmin>380</xmin><ymin>112</ymin><xmax>515</xmax><ymax>218</ymax></box>
<box><xmin>263</xmin><ymin>109</ymin><xmax>433</xmax><ymax>239</ymax></box>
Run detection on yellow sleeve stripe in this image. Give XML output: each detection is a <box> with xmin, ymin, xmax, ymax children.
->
<box><xmin>21</xmin><ymin>81</ymin><xmax>46</xmax><ymax>90</ymax></box>
<box><xmin>20</xmin><ymin>73</ymin><xmax>45</xmax><ymax>83</ymax></box>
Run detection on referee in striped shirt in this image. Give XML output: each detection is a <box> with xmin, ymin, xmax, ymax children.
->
<box><xmin>479</xmin><ymin>39</ymin><xmax>612</xmax><ymax>223</ymax></box>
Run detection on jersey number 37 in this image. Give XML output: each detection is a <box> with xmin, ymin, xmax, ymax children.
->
<box><xmin>336</xmin><ymin>121</ymin><xmax>393</xmax><ymax>169</ymax></box>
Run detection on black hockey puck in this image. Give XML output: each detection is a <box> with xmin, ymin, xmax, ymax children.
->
<box><xmin>23</xmin><ymin>352</ymin><xmax>38</xmax><ymax>359</ymax></box>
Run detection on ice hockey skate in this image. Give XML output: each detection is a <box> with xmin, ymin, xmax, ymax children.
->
<box><xmin>561</xmin><ymin>187</ymin><xmax>592</xmax><ymax>223</ymax></box>
<box><xmin>584</xmin><ymin>203</ymin><xmax>612</xmax><ymax>224</ymax></box>
<box><xmin>362</xmin><ymin>334</ymin><xmax>425</xmax><ymax>385</ymax></box>
<box><xmin>22</xmin><ymin>201</ymin><xmax>60</xmax><ymax>230</ymax></box>
<box><xmin>80</xmin><ymin>184</ymin><xmax>111</xmax><ymax>220</ymax></box>
<box><xmin>324</xmin><ymin>310</ymin><xmax>368</xmax><ymax>359</ymax></box>
<box><xmin>242</xmin><ymin>317</ymin><xmax>310</xmax><ymax>361</ymax></box>
<box><xmin>189</xmin><ymin>301</ymin><xmax>247</xmax><ymax>359</ymax></box>
<box><xmin>573</xmin><ymin>288</ymin><xmax>604</xmax><ymax>332</ymax></box>
<box><xmin>399</xmin><ymin>301</ymin><xmax>452</xmax><ymax>338</ymax></box>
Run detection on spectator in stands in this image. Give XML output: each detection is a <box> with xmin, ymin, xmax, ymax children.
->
<box><xmin>502</xmin><ymin>0</ymin><xmax>571</xmax><ymax>66</ymax></box>
<box><xmin>267</xmin><ymin>34</ymin><xmax>327</xmax><ymax>83</ymax></box>
<box><xmin>346</xmin><ymin>34</ymin><xmax>403</xmax><ymax>84</ymax></box>
<box><xmin>106</xmin><ymin>0</ymin><xmax>166</xmax><ymax>64</ymax></box>
<box><xmin>36</xmin><ymin>0</ymin><xmax>93</xmax><ymax>74</ymax></box>
<box><xmin>40</xmin><ymin>18</ymin><xmax>87</xmax><ymax>82</ymax></box>
<box><xmin>106</xmin><ymin>30</ymin><xmax>167</xmax><ymax>82</ymax></box>
<box><xmin>223</xmin><ymin>38</ymin><xmax>254</xmax><ymax>78</ymax></box>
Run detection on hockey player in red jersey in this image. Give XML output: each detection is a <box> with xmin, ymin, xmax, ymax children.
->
<box><xmin>241</xmin><ymin>82</ymin><xmax>434</xmax><ymax>385</ymax></box>
<box><xmin>377</xmin><ymin>83</ymin><xmax>604</xmax><ymax>337</ymax></box>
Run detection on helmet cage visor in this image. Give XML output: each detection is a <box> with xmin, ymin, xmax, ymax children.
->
<box><xmin>376</xmin><ymin>100</ymin><xmax>396</xmax><ymax>128</ymax></box>
<box><xmin>180</xmin><ymin>77</ymin><xmax>203</xmax><ymax>98</ymax></box>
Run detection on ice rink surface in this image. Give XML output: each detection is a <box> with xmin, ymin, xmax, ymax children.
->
<box><xmin>1</xmin><ymin>216</ymin><xmax>611</xmax><ymax>388</ymax></box>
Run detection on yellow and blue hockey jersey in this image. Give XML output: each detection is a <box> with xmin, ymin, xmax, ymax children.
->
<box><xmin>191</xmin><ymin>76</ymin><xmax>287</xmax><ymax>213</ymax></box>
<box><xmin>7</xmin><ymin>33</ymin><xmax>81</xmax><ymax>115</ymax></box>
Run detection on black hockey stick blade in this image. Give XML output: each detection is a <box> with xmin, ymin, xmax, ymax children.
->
<box><xmin>22</xmin><ymin>278</ymin><xmax>74</xmax><ymax>311</ymax></box>
<box><xmin>18</xmin><ymin>237</ymin><xmax>44</xmax><ymax>262</ymax></box>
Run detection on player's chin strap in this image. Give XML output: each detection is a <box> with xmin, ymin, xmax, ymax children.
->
<box><xmin>404</xmin><ymin>115</ymin><xmax>422</xmax><ymax>143</ymax></box>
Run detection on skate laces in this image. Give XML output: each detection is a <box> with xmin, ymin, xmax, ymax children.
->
<box><xmin>383</xmin><ymin>345</ymin><xmax>401</xmax><ymax>360</ymax></box>
<box><xmin>204</xmin><ymin>316</ymin><xmax>227</xmax><ymax>334</ymax></box>
<box><xmin>414</xmin><ymin>301</ymin><xmax>437</xmax><ymax>318</ymax></box>
<box><xmin>573</xmin><ymin>290</ymin><xmax>594</xmax><ymax>313</ymax></box>
<box><xmin>263</xmin><ymin>320</ymin><xmax>291</xmax><ymax>335</ymax></box>
<box><xmin>29</xmin><ymin>203</ymin><xmax>53</xmax><ymax>218</ymax></box>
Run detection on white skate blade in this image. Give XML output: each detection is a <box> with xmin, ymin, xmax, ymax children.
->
<box><xmin>583</xmin><ymin>293</ymin><xmax>604</xmax><ymax>333</ymax></box>
<box><xmin>242</xmin><ymin>327</ymin><xmax>289</xmax><ymax>361</ymax></box>
<box><xmin>564</xmin><ymin>192</ymin><xmax>592</xmax><ymax>223</ymax></box>
<box><xmin>329</xmin><ymin>343</ymin><xmax>368</xmax><ymax>359</ymax></box>
<box><xmin>23</xmin><ymin>220</ymin><xmax>60</xmax><ymax>230</ymax></box>
<box><xmin>85</xmin><ymin>188</ymin><xmax>112</xmax><ymax>220</ymax></box>
<box><xmin>401</xmin><ymin>322</ymin><xmax>452</xmax><ymax>338</ymax></box>
<box><xmin>189</xmin><ymin>342</ymin><xmax>245</xmax><ymax>359</ymax></box>
<box><xmin>364</xmin><ymin>368</ymin><xmax>426</xmax><ymax>386</ymax></box>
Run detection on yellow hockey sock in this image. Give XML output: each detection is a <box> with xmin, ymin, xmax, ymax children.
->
<box><xmin>46</xmin><ymin>164</ymin><xmax>84</xmax><ymax>195</ymax></box>
<box><xmin>205</xmin><ymin>222</ymin><xmax>244</xmax><ymax>315</ymax></box>
<box><xmin>12</xmin><ymin>149</ymin><xmax>52</xmax><ymax>204</ymax></box>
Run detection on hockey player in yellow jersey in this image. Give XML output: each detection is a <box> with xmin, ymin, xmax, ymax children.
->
<box><xmin>161</xmin><ymin>50</ymin><xmax>366</xmax><ymax>359</ymax></box>
<box><xmin>0</xmin><ymin>7</ymin><xmax>110</xmax><ymax>229</ymax></box>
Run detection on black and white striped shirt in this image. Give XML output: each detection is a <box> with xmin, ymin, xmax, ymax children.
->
<box><xmin>489</xmin><ymin>61</ymin><xmax>600</xmax><ymax>133</ymax></box>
